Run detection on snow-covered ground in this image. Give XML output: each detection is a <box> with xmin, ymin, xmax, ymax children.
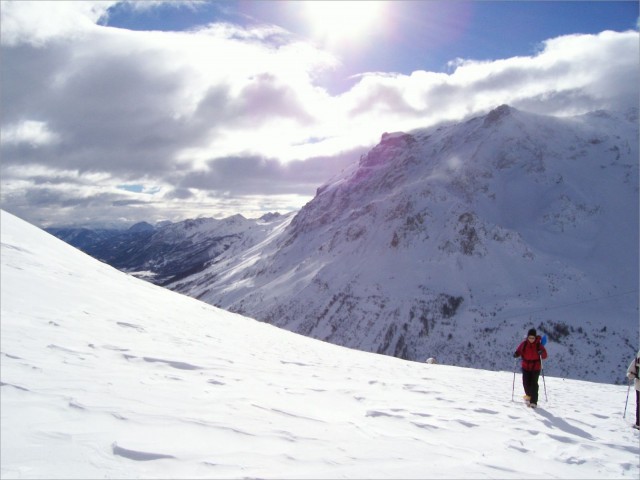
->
<box><xmin>1</xmin><ymin>209</ymin><xmax>638</xmax><ymax>479</ymax></box>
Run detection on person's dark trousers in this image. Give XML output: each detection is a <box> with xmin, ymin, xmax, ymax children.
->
<box><xmin>522</xmin><ymin>369</ymin><xmax>540</xmax><ymax>404</ymax></box>
<box><xmin>636</xmin><ymin>390</ymin><xmax>639</xmax><ymax>427</ymax></box>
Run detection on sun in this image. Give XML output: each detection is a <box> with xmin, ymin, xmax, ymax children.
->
<box><xmin>302</xmin><ymin>1</ymin><xmax>387</xmax><ymax>49</ymax></box>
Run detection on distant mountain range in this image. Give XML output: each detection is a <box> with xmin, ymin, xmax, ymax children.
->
<box><xmin>48</xmin><ymin>105</ymin><xmax>639</xmax><ymax>383</ymax></box>
<box><xmin>47</xmin><ymin>213</ymin><xmax>292</xmax><ymax>286</ymax></box>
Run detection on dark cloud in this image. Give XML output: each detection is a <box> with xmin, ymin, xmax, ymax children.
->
<box><xmin>0</xmin><ymin>44</ymin><xmax>72</xmax><ymax>121</ymax></box>
<box><xmin>111</xmin><ymin>199</ymin><xmax>152</xmax><ymax>207</ymax></box>
<box><xmin>191</xmin><ymin>85</ymin><xmax>236</xmax><ymax>129</ymax></box>
<box><xmin>349</xmin><ymin>82</ymin><xmax>422</xmax><ymax>118</ymax></box>
<box><xmin>164</xmin><ymin>188</ymin><xmax>195</xmax><ymax>200</ymax></box>
<box><xmin>1</xmin><ymin>40</ymin><xmax>211</xmax><ymax>175</ymax></box>
<box><xmin>235</xmin><ymin>73</ymin><xmax>315</xmax><ymax>125</ymax></box>
<box><xmin>178</xmin><ymin>146</ymin><xmax>367</xmax><ymax>196</ymax></box>
<box><xmin>22</xmin><ymin>187</ymin><xmax>121</xmax><ymax>209</ymax></box>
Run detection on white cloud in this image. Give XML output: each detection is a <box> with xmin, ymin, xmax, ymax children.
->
<box><xmin>342</xmin><ymin>30</ymin><xmax>639</xmax><ymax>128</ymax></box>
<box><xmin>0</xmin><ymin>0</ymin><xmax>116</xmax><ymax>46</ymax></box>
<box><xmin>1</xmin><ymin>120</ymin><xmax>60</xmax><ymax>147</ymax></box>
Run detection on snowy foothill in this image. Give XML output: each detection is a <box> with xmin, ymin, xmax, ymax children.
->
<box><xmin>1</xmin><ymin>209</ymin><xmax>638</xmax><ymax>479</ymax></box>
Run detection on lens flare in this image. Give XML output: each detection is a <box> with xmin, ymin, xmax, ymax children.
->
<box><xmin>302</xmin><ymin>1</ymin><xmax>387</xmax><ymax>49</ymax></box>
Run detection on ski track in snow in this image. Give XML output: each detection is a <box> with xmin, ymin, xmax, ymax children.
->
<box><xmin>1</xmin><ymin>209</ymin><xmax>639</xmax><ymax>479</ymax></box>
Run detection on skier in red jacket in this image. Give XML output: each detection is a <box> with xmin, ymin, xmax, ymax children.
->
<box><xmin>514</xmin><ymin>328</ymin><xmax>548</xmax><ymax>408</ymax></box>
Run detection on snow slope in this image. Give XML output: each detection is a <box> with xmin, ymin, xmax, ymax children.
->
<box><xmin>170</xmin><ymin>105</ymin><xmax>639</xmax><ymax>384</ymax></box>
<box><xmin>1</xmin><ymin>209</ymin><xmax>638</xmax><ymax>479</ymax></box>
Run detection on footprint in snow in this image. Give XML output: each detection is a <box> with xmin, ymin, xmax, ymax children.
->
<box><xmin>0</xmin><ymin>382</ymin><xmax>29</xmax><ymax>391</ymax></box>
<box><xmin>366</xmin><ymin>410</ymin><xmax>404</xmax><ymax>419</ymax></box>
<box><xmin>507</xmin><ymin>444</ymin><xmax>529</xmax><ymax>453</ymax></box>
<box><xmin>122</xmin><ymin>354</ymin><xmax>203</xmax><ymax>371</ymax></box>
<box><xmin>116</xmin><ymin>322</ymin><xmax>145</xmax><ymax>332</ymax></box>
<box><xmin>547</xmin><ymin>433</ymin><xmax>577</xmax><ymax>444</ymax></box>
<box><xmin>455</xmin><ymin>420</ymin><xmax>478</xmax><ymax>428</ymax></box>
<box><xmin>474</xmin><ymin>408</ymin><xmax>499</xmax><ymax>414</ymax></box>
<box><xmin>280</xmin><ymin>360</ymin><xmax>311</xmax><ymax>367</ymax></box>
<box><xmin>112</xmin><ymin>443</ymin><xmax>175</xmax><ymax>461</ymax></box>
<box><xmin>410</xmin><ymin>412</ymin><xmax>433</xmax><ymax>418</ymax></box>
<box><xmin>411</xmin><ymin>421</ymin><xmax>439</xmax><ymax>431</ymax></box>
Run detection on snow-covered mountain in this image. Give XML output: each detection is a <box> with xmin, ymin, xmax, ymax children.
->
<box><xmin>47</xmin><ymin>213</ymin><xmax>292</xmax><ymax>285</ymax></box>
<box><xmin>169</xmin><ymin>105</ymin><xmax>639</xmax><ymax>384</ymax></box>
<box><xmin>1</xmin><ymin>209</ymin><xmax>638</xmax><ymax>479</ymax></box>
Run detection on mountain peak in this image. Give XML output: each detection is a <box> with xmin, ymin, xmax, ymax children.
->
<box><xmin>380</xmin><ymin>131</ymin><xmax>413</xmax><ymax>145</ymax></box>
<box><xmin>483</xmin><ymin>104</ymin><xmax>514</xmax><ymax>127</ymax></box>
<box><xmin>360</xmin><ymin>131</ymin><xmax>417</xmax><ymax>168</ymax></box>
<box><xmin>128</xmin><ymin>221</ymin><xmax>154</xmax><ymax>233</ymax></box>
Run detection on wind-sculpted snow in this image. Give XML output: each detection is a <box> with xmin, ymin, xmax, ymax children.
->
<box><xmin>169</xmin><ymin>105</ymin><xmax>639</xmax><ymax>384</ymax></box>
<box><xmin>1</xmin><ymin>210</ymin><xmax>638</xmax><ymax>478</ymax></box>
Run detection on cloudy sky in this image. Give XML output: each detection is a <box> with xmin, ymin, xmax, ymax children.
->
<box><xmin>1</xmin><ymin>1</ymin><xmax>638</xmax><ymax>228</ymax></box>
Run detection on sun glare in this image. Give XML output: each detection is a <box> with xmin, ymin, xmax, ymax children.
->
<box><xmin>302</xmin><ymin>1</ymin><xmax>387</xmax><ymax>48</ymax></box>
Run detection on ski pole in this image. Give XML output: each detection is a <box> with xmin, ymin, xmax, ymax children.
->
<box><xmin>511</xmin><ymin>358</ymin><xmax>517</xmax><ymax>401</ymax></box>
<box><xmin>623</xmin><ymin>380</ymin><xmax>631</xmax><ymax>418</ymax></box>
<box><xmin>539</xmin><ymin>354</ymin><xmax>548</xmax><ymax>402</ymax></box>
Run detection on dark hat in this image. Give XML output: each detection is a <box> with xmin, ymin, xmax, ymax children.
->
<box><xmin>527</xmin><ymin>328</ymin><xmax>537</xmax><ymax>337</ymax></box>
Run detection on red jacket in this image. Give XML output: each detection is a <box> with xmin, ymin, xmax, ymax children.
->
<box><xmin>515</xmin><ymin>336</ymin><xmax>548</xmax><ymax>371</ymax></box>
